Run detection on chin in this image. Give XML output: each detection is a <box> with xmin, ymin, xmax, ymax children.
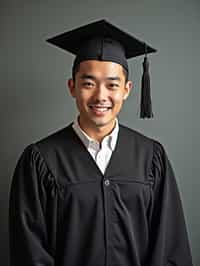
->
<box><xmin>91</xmin><ymin>118</ymin><xmax>115</xmax><ymax>128</ymax></box>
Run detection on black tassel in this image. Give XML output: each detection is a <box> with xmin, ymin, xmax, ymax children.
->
<box><xmin>140</xmin><ymin>47</ymin><xmax>153</xmax><ymax>118</ymax></box>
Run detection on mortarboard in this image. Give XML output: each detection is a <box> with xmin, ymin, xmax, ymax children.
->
<box><xmin>46</xmin><ymin>19</ymin><xmax>157</xmax><ymax>118</ymax></box>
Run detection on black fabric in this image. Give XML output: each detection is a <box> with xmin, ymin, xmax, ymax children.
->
<box><xmin>46</xmin><ymin>19</ymin><xmax>156</xmax><ymax>59</ymax></box>
<box><xmin>72</xmin><ymin>37</ymin><xmax>129</xmax><ymax>74</ymax></box>
<box><xmin>9</xmin><ymin>124</ymin><xmax>193</xmax><ymax>266</ymax></box>
<box><xmin>46</xmin><ymin>19</ymin><xmax>156</xmax><ymax>75</ymax></box>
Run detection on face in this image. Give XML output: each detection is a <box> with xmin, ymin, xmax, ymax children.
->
<box><xmin>68</xmin><ymin>60</ymin><xmax>132</xmax><ymax>139</ymax></box>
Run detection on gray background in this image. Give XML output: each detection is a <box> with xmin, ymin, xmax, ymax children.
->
<box><xmin>1</xmin><ymin>0</ymin><xmax>199</xmax><ymax>265</ymax></box>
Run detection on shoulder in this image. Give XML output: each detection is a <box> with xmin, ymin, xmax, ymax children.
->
<box><xmin>35</xmin><ymin>123</ymin><xmax>74</xmax><ymax>150</ymax></box>
<box><xmin>17</xmin><ymin>123</ymin><xmax>74</xmax><ymax>174</ymax></box>
<box><xmin>118</xmin><ymin>124</ymin><xmax>168</xmax><ymax>180</ymax></box>
<box><xmin>119</xmin><ymin>123</ymin><xmax>152</xmax><ymax>141</ymax></box>
<box><xmin>119</xmin><ymin>123</ymin><xmax>164</xmax><ymax>152</ymax></box>
<box><xmin>119</xmin><ymin>123</ymin><xmax>167</xmax><ymax>167</ymax></box>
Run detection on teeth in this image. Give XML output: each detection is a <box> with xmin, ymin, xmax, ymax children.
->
<box><xmin>97</xmin><ymin>108</ymin><xmax>107</xmax><ymax>111</ymax></box>
<box><xmin>92</xmin><ymin>107</ymin><xmax>107</xmax><ymax>111</ymax></box>
<box><xmin>89</xmin><ymin>106</ymin><xmax>110</xmax><ymax>112</ymax></box>
<box><xmin>89</xmin><ymin>106</ymin><xmax>111</xmax><ymax>108</ymax></box>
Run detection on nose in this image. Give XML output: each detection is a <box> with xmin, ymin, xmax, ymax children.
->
<box><xmin>93</xmin><ymin>84</ymin><xmax>108</xmax><ymax>101</ymax></box>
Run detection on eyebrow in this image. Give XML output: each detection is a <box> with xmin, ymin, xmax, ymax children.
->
<box><xmin>106</xmin><ymin>76</ymin><xmax>121</xmax><ymax>81</ymax></box>
<box><xmin>80</xmin><ymin>74</ymin><xmax>96</xmax><ymax>80</ymax></box>
<box><xmin>80</xmin><ymin>74</ymin><xmax>121</xmax><ymax>81</ymax></box>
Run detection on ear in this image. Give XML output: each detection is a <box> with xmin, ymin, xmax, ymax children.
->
<box><xmin>123</xmin><ymin>81</ymin><xmax>133</xmax><ymax>100</ymax></box>
<box><xmin>67</xmin><ymin>78</ymin><xmax>76</xmax><ymax>98</ymax></box>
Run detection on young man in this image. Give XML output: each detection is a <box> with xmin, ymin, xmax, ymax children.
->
<box><xmin>9</xmin><ymin>20</ymin><xmax>193</xmax><ymax>266</ymax></box>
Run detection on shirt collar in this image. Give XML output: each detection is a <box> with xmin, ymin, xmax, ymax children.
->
<box><xmin>72</xmin><ymin>117</ymin><xmax>119</xmax><ymax>151</ymax></box>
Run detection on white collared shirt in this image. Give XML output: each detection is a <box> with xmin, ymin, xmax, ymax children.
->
<box><xmin>72</xmin><ymin>118</ymin><xmax>119</xmax><ymax>174</ymax></box>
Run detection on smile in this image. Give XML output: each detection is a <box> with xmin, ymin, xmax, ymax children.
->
<box><xmin>88</xmin><ymin>105</ymin><xmax>112</xmax><ymax>114</ymax></box>
<box><xmin>89</xmin><ymin>105</ymin><xmax>112</xmax><ymax>109</ymax></box>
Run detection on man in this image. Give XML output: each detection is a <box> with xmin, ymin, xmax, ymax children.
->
<box><xmin>9</xmin><ymin>20</ymin><xmax>193</xmax><ymax>266</ymax></box>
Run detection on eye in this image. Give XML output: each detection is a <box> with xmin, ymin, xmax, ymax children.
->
<box><xmin>108</xmin><ymin>83</ymin><xmax>120</xmax><ymax>89</ymax></box>
<box><xmin>82</xmin><ymin>81</ymin><xmax>95</xmax><ymax>88</ymax></box>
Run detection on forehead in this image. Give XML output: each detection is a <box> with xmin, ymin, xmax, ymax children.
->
<box><xmin>77</xmin><ymin>60</ymin><xmax>125</xmax><ymax>77</ymax></box>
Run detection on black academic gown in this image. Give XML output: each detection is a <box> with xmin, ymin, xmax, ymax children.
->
<box><xmin>9</xmin><ymin>123</ymin><xmax>193</xmax><ymax>266</ymax></box>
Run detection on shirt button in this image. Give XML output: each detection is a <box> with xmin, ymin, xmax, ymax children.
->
<box><xmin>104</xmin><ymin>179</ymin><xmax>110</xmax><ymax>186</ymax></box>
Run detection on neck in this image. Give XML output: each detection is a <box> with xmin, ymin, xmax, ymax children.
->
<box><xmin>78</xmin><ymin>117</ymin><xmax>116</xmax><ymax>142</ymax></box>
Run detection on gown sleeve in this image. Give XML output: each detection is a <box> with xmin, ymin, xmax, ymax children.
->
<box><xmin>9</xmin><ymin>144</ymin><xmax>58</xmax><ymax>266</ymax></box>
<box><xmin>147</xmin><ymin>140</ymin><xmax>193</xmax><ymax>266</ymax></box>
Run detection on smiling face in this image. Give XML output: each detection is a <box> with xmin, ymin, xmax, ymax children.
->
<box><xmin>68</xmin><ymin>60</ymin><xmax>132</xmax><ymax>140</ymax></box>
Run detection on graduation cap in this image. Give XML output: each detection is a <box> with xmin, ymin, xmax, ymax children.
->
<box><xmin>46</xmin><ymin>19</ymin><xmax>157</xmax><ymax>118</ymax></box>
